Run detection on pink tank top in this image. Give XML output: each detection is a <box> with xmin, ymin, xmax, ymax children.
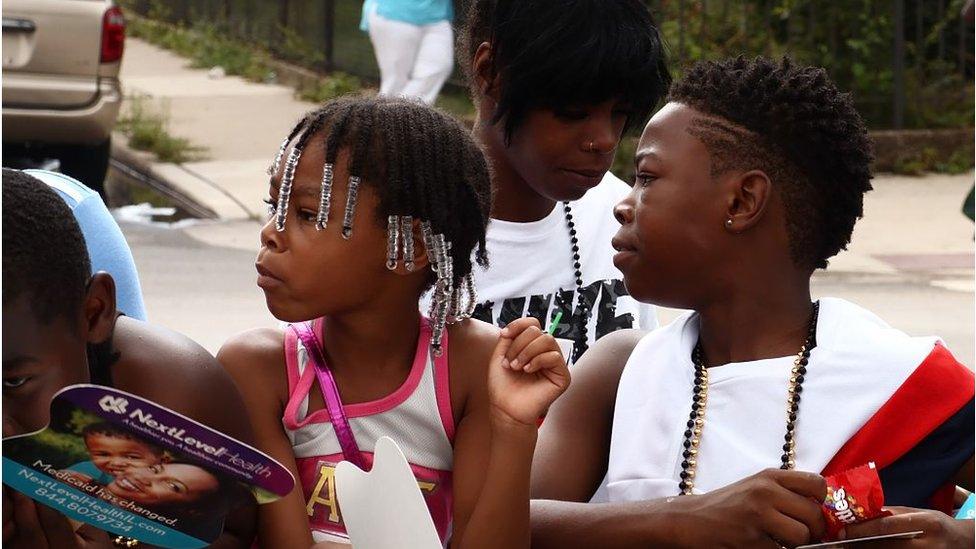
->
<box><xmin>281</xmin><ymin>317</ymin><xmax>456</xmax><ymax>544</ymax></box>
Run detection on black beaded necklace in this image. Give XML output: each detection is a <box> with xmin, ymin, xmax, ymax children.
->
<box><xmin>677</xmin><ymin>301</ymin><xmax>820</xmax><ymax>496</ymax></box>
<box><xmin>549</xmin><ymin>201</ymin><xmax>587</xmax><ymax>360</ymax></box>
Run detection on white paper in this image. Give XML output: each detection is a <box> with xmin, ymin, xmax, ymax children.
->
<box><xmin>335</xmin><ymin>437</ymin><xmax>441</xmax><ymax>549</ymax></box>
<box><xmin>796</xmin><ymin>530</ymin><xmax>924</xmax><ymax>548</ymax></box>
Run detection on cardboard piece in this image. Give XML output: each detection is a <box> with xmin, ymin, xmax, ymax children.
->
<box><xmin>335</xmin><ymin>437</ymin><xmax>440</xmax><ymax>549</ymax></box>
<box><xmin>796</xmin><ymin>530</ymin><xmax>924</xmax><ymax>548</ymax></box>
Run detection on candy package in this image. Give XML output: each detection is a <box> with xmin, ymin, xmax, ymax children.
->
<box><xmin>820</xmin><ymin>462</ymin><xmax>891</xmax><ymax>541</ymax></box>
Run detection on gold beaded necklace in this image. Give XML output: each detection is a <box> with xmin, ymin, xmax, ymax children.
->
<box><xmin>678</xmin><ymin>301</ymin><xmax>820</xmax><ymax>496</ymax></box>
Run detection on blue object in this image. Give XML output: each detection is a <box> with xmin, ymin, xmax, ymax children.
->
<box><xmin>360</xmin><ymin>0</ymin><xmax>454</xmax><ymax>32</ymax></box>
<box><xmin>25</xmin><ymin>169</ymin><xmax>148</xmax><ymax>321</ymax></box>
<box><xmin>65</xmin><ymin>460</ymin><xmax>114</xmax><ymax>485</ymax></box>
<box><xmin>3</xmin><ymin>458</ymin><xmax>207</xmax><ymax>548</ymax></box>
<box><xmin>955</xmin><ymin>492</ymin><xmax>975</xmax><ymax>519</ymax></box>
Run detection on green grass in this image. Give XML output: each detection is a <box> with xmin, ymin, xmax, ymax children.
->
<box><xmin>891</xmin><ymin>144</ymin><xmax>976</xmax><ymax>175</ymax></box>
<box><xmin>127</xmin><ymin>15</ymin><xmax>274</xmax><ymax>83</ymax></box>
<box><xmin>117</xmin><ymin>96</ymin><xmax>207</xmax><ymax>163</ymax></box>
<box><xmin>297</xmin><ymin>72</ymin><xmax>363</xmax><ymax>103</ymax></box>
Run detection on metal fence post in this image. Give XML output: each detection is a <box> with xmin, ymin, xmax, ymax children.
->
<box><xmin>893</xmin><ymin>0</ymin><xmax>906</xmax><ymax>129</ymax></box>
<box><xmin>324</xmin><ymin>0</ymin><xmax>336</xmax><ymax>71</ymax></box>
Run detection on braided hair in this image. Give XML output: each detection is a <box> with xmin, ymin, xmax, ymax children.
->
<box><xmin>669</xmin><ymin>56</ymin><xmax>874</xmax><ymax>270</ymax></box>
<box><xmin>269</xmin><ymin>96</ymin><xmax>493</xmax><ymax>354</ymax></box>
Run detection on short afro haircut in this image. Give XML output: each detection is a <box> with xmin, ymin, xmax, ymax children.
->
<box><xmin>461</xmin><ymin>0</ymin><xmax>671</xmax><ymax>144</ymax></box>
<box><xmin>2</xmin><ymin>168</ymin><xmax>92</xmax><ymax>323</ymax></box>
<box><xmin>669</xmin><ymin>56</ymin><xmax>874</xmax><ymax>270</ymax></box>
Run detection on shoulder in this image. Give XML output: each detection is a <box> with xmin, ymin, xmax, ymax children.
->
<box><xmin>24</xmin><ymin>169</ymin><xmax>95</xmax><ymax>209</ymax></box>
<box><xmin>113</xmin><ymin>317</ymin><xmax>228</xmax><ymax>381</ymax></box>
<box><xmin>572</xmin><ymin>328</ymin><xmax>648</xmax><ymax>401</ymax></box>
<box><xmin>817</xmin><ymin>297</ymin><xmax>948</xmax><ymax>374</ymax></box>
<box><xmin>447</xmin><ymin>318</ymin><xmax>500</xmax><ymax>378</ymax></box>
<box><xmin>217</xmin><ymin>327</ymin><xmax>290</xmax><ymax>404</ymax></box>
<box><xmin>446</xmin><ymin>318</ymin><xmax>501</xmax><ymax>412</ymax></box>
<box><xmin>217</xmin><ymin>327</ymin><xmax>287</xmax><ymax>372</ymax></box>
<box><xmin>110</xmin><ymin>318</ymin><xmax>264</xmax><ymax>442</ymax></box>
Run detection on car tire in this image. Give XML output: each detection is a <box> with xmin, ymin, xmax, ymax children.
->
<box><xmin>58</xmin><ymin>138</ymin><xmax>111</xmax><ymax>201</ymax></box>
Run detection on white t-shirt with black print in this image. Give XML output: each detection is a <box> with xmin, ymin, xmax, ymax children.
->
<box><xmin>465</xmin><ymin>172</ymin><xmax>657</xmax><ymax>363</ymax></box>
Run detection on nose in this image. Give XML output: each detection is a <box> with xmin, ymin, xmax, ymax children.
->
<box><xmin>614</xmin><ymin>194</ymin><xmax>634</xmax><ymax>226</ymax></box>
<box><xmin>259</xmin><ymin>214</ymin><xmax>285</xmax><ymax>252</ymax></box>
<box><xmin>582</xmin><ymin>112</ymin><xmax>621</xmax><ymax>155</ymax></box>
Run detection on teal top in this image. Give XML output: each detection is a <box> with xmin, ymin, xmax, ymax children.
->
<box><xmin>66</xmin><ymin>460</ymin><xmax>113</xmax><ymax>485</ymax></box>
<box><xmin>360</xmin><ymin>0</ymin><xmax>454</xmax><ymax>32</ymax></box>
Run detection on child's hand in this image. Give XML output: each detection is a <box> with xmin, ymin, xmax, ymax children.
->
<box><xmin>4</xmin><ymin>490</ymin><xmax>113</xmax><ymax>548</ymax></box>
<box><xmin>488</xmin><ymin>317</ymin><xmax>571</xmax><ymax>429</ymax></box>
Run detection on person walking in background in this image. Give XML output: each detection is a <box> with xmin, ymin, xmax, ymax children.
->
<box><xmin>360</xmin><ymin>0</ymin><xmax>454</xmax><ymax>104</ymax></box>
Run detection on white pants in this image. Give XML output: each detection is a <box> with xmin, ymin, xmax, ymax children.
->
<box><xmin>367</xmin><ymin>11</ymin><xmax>453</xmax><ymax>104</ymax></box>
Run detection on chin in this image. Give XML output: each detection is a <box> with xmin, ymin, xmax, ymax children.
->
<box><xmin>265</xmin><ymin>300</ymin><xmax>304</xmax><ymax>324</ymax></box>
<box><xmin>622</xmin><ymin>274</ymin><xmax>680</xmax><ymax>310</ymax></box>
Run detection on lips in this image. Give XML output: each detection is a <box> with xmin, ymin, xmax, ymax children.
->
<box><xmin>611</xmin><ymin>235</ymin><xmax>636</xmax><ymax>253</ymax></box>
<box><xmin>564</xmin><ymin>167</ymin><xmax>606</xmax><ymax>179</ymax></box>
<box><xmin>611</xmin><ymin>234</ymin><xmax>639</xmax><ymax>271</ymax></box>
<box><xmin>561</xmin><ymin>167</ymin><xmax>606</xmax><ymax>190</ymax></box>
<box><xmin>255</xmin><ymin>263</ymin><xmax>284</xmax><ymax>289</ymax></box>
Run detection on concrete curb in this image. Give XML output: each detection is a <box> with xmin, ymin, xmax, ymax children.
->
<box><xmin>110</xmin><ymin>133</ymin><xmax>254</xmax><ymax>221</ymax></box>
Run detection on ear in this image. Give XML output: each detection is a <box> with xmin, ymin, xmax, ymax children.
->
<box><xmin>390</xmin><ymin>220</ymin><xmax>430</xmax><ymax>275</ymax></box>
<box><xmin>724</xmin><ymin>170</ymin><xmax>772</xmax><ymax>233</ymax></box>
<box><xmin>471</xmin><ymin>41</ymin><xmax>499</xmax><ymax>104</ymax></box>
<box><xmin>82</xmin><ymin>272</ymin><xmax>118</xmax><ymax>345</ymax></box>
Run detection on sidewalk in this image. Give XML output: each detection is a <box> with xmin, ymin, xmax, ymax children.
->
<box><xmin>113</xmin><ymin>38</ymin><xmax>975</xmax><ymax>284</ymax></box>
<box><xmin>114</xmin><ymin>38</ymin><xmax>312</xmax><ymax>220</ymax></box>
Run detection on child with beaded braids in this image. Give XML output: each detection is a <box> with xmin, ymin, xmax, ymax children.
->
<box><xmin>219</xmin><ymin>96</ymin><xmax>570</xmax><ymax>548</ymax></box>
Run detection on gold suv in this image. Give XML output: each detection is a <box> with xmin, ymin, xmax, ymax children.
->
<box><xmin>2</xmin><ymin>0</ymin><xmax>125</xmax><ymax>197</ymax></box>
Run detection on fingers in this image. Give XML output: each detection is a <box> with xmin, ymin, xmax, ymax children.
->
<box><xmin>770</xmin><ymin>469</ymin><xmax>828</xmax><ymax>501</ymax></box>
<box><xmin>10</xmin><ymin>491</ymin><xmax>45</xmax><ymax>548</ymax></box>
<box><xmin>3</xmin><ymin>488</ymin><xmax>14</xmax><ymax>544</ymax></box>
<box><xmin>772</xmin><ymin>488</ymin><xmax>827</xmax><ymax>543</ymax></box>
<box><xmin>489</xmin><ymin>328</ymin><xmax>515</xmax><ymax>369</ymax></box>
<box><xmin>75</xmin><ymin>522</ymin><xmax>112</xmax><ymax>544</ymax></box>
<box><xmin>500</xmin><ymin>317</ymin><xmax>542</xmax><ymax>340</ymax></box>
<box><xmin>761</xmin><ymin>512</ymin><xmax>818</xmax><ymax>548</ymax></box>
<box><xmin>505</xmin><ymin>322</ymin><xmax>544</xmax><ymax>370</ymax></box>
<box><xmin>513</xmin><ymin>335</ymin><xmax>557</xmax><ymax>371</ymax></box>
<box><xmin>33</xmin><ymin>503</ymin><xmax>78</xmax><ymax>547</ymax></box>
<box><xmin>842</xmin><ymin>509</ymin><xmax>927</xmax><ymax>540</ymax></box>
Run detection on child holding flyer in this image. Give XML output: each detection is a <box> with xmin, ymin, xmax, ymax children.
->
<box><xmin>219</xmin><ymin>96</ymin><xmax>570</xmax><ymax>548</ymax></box>
<box><xmin>2</xmin><ymin>169</ymin><xmax>258</xmax><ymax>547</ymax></box>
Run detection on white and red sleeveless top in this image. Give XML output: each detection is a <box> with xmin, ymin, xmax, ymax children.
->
<box><xmin>281</xmin><ymin>317</ymin><xmax>456</xmax><ymax>544</ymax></box>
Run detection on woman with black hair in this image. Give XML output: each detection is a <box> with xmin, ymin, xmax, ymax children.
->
<box><xmin>449</xmin><ymin>0</ymin><xmax>672</xmax><ymax>364</ymax></box>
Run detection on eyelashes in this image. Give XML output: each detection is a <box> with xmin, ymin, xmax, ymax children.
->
<box><xmin>263</xmin><ymin>199</ymin><xmax>322</xmax><ymax>223</ymax></box>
